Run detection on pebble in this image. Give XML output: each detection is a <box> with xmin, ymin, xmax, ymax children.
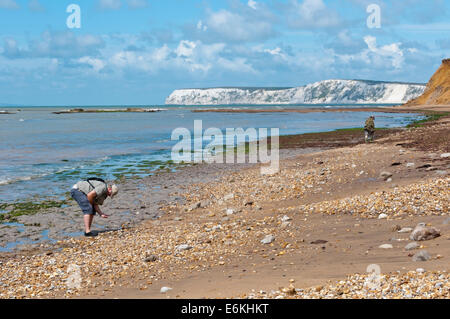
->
<box><xmin>280</xmin><ymin>222</ymin><xmax>291</xmax><ymax>229</ymax></box>
<box><xmin>412</xmin><ymin>250</ymin><xmax>431</xmax><ymax>262</ymax></box>
<box><xmin>160</xmin><ymin>287</ymin><xmax>172</xmax><ymax>293</ymax></box>
<box><xmin>281</xmin><ymin>215</ymin><xmax>292</xmax><ymax>222</ymax></box>
<box><xmin>243</xmin><ymin>271</ymin><xmax>449</xmax><ymax>299</ymax></box>
<box><xmin>406</xmin><ymin>163</ymin><xmax>415</xmax><ymax>167</ymax></box>
<box><xmin>378</xmin><ymin>213</ymin><xmax>388</xmax><ymax>219</ymax></box>
<box><xmin>379</xmin><ymin>244</ymin><xmax>393</xmax><ymax>249</ymax></box>
<box><xmin>380</xmin><ymin>171</ymin><xmax>393</xmax><ymax>181</ymax></box>
<box><xmin>176</xmin><ymin>244</ymin><xmax>193</xmax><ymax>251</ymax></box>
<box><xmin>416</xmin><ymin>268</ymin><xmax>425</xmax><ymax>273</ymax></box>
<box><xmin>405</xmin><ymin>242</ymin><xmax>419</xmax><ymax>251</ymax></box>
<box><xmin>223</xmin><ymin>193</ymin><xmax>234</xmax><ymax>201</ymax></box>
<box><xmin>440</xmin><ymin>153</ymin><xmax>450</xmax><ymax>158</ymax></box>
<box><xmin>226</xmin><ymin>209</ymin><xmax>235</xmax><ymax>215</ymax></box>
<box><xmin>410</xmin><ymin>223</ymin><xmax>441</xmax><ymax>241</ymax></box>
<box><xmin>398</xmin><ymin>227</ymin><xmax>413</xmax><ymax>233</ymax></box>
<box><xmin>144</xmin><ymin>255</ymin><xmax>158</xmax><ymax>263</ymax></box>
<box><xmin>261</xmin><ymin>235</ymin><xmax>275</xmax><ymax>244</ymax></box>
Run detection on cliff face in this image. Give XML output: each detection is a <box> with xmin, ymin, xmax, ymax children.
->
<box><xmin>166</xmin><ymin>80</ymin><xmax>426</xmax><ymax>105</ymax></box>
<box><xmin>405</xmin><ymin>59</ymin><xmax>450</xmax><ymax>106</ymax></box>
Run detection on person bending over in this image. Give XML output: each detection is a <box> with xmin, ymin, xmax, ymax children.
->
<box><xmin>70</xmin><ymin>178</ymin><xmax>118</xmax><ymax>237</ymax></box>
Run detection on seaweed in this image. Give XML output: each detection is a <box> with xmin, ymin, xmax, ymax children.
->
<box><xmin>0</xmin><ymin>199</ymin><xmax>69</xmax><ymax>223</ymax></box>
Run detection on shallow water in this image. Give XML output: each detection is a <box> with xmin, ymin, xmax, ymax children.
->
<box><xmin>0</xmin><ymin>105</ymin><xmax>422</xmax><ymax>202</ymax></box>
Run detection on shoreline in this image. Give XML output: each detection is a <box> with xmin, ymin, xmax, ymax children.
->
<box><xmin>192</xmin><ymin>105</ymin><xmax>450</xmax><ymax>114</ymax></box>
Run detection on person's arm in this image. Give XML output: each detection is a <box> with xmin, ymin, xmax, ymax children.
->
<box><xmin>94</xmin><ymin>204</ymin><xmax>109</xmax><ymax>218</ymax></box>
<box><xmin>87</xmin><ymin>190</ymin><xmax>97</xmax><ymax>205</ymax></box>
<box><xmin>87</xmin><ymin>190</ymin><xmax>109</xmax><ymax>218</ymax></box>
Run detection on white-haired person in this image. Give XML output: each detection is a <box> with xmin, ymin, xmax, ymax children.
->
<box><xmin>70</xmin><ymin>178</ymin><xmax>118</xmax><ymax>237</ymax></box>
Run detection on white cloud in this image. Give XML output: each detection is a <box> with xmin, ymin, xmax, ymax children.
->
<box><xmin>363</xmin><ymin>36</ymin><xmax>404</xmax><ymax>69</ymax></box>
<box><xmin>28</xmin><ymin>0</ymin><xmax>44</xmax><ymax>12</ymax></box>
<box><xmin>175</xmin><ymin>40</ymin><xmax>196</xmax><ymax>58</ymax></box>
<box><xmin>78</xmin><ymin>57</ymin><xmax>106</xmax><ymax>72</ymax></box>
<box><xmin>288</xmin><ymin>0</ymin><xmax>341</xmax><ymax>29</ymax></box>
<box><xmin>127</xmin><ymin>0</ymin><xmax>148</xmax><ymax>9</ymax></box>
<box><xmin>263</xmin><ymin>47</ymin><xmax>284</xmax><ymax>57</ymax></box>
<box><xmin>332</xmin><ymin>36</ymin><xmax>406</xmax><ymax>70</ymax></box>
<box><xmin>196</xmin><ymin>20</ymin><xmax>208</xmax><ymax>31</ymax></box>
<box><xmin>98</xmin><ymin>0</ymin><xmax>121</xmax><ymax>10</ymax></box>
<box><xmin>107</xmin><ymin>40</ymin><xmax>256</xmax><ymax>76</ymax></box>
<box><xmin>0</xmin><ymin>0</ymin><xmax>19</xmax><ymax>9</ymax></box>
<box><xmin>205</xmin><ymin>9</ymin><xmax>274</xmax><ymax>42</ymax></box>
<box><xmin>248</xmin><ymin>0</ymin><xmax>257</xmax><ymax>10</ymax></box>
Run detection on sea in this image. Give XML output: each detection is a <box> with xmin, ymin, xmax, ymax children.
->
<box><xmin>0</xmin><ymin>104</ymin><xmax>423</xmax><ymax>204</ymax></box>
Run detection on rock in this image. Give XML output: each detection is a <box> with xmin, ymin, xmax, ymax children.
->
<box><xmin>386</xmin><ymin>178</ymin><xmax>393</xmax><ymax>182</ymax></box>
<box><xmin>412</xmin><ymin>250</ymin><xmax>431</xmax><ymax>262</ymax></box>
<box><xmin>425</xmin><ymin>167</ymin><xmax>437</xmax><ymax>172</ymax></box>
<box><xmin>380</xmin><ymin>171</ymin><xmax>392</xmax><ymax>181</ymax></box>
<box><xmin>223</xmin><ymin>193</ymin><xmax>234</xmax><ymax>201</ymax></box>
<box><xmin>281</xmin><ymin>215</ymin><xmax>292</xmax><ymax>222</ymax></box>
<box><xmin>176</xmin><ymin>244</ymin><xmax>193</xmax><ymax>251</ymax></box>
<box><xmin>404</xmin><ymin>242</ymin><xmax>419</xmax><ymax>251</ymax></box>
<box><xmin>378</xmin><ymin>213</ymin><xmax>388</xmax><ymax>219</ymax></box>
<box><xmin>144</xmin><ymin>255</ymin><xmax>158</xmax><ymax>263</ymax></box>
<box><xmin>244</xmin><ymin>200</ymin><xmax>254</xmax><ymax>206</ymax></box>
<box><xmin>160</xmin><ymin>287</ymin><xmax>172</xmax><ymax>293</ymax></box>
<box><xmin>225</xmin><ymin>208</ymin><xmax>235</xmax><ymax>215</ymax></box>
<box><xmin>440</xmin><ymin>153</ymin><xmax>450</xmax><ymax>158</ymax></box>
<box><xmin>280</xmin><ymin>222</ymin><xmax>290</xmax><ymax>229</ymax></box>
<box><xmin>174</xmin><ymin>217</ymin><xmax>183</xmax><ymax>221</ymax></box>
<box><xmin>188</xmin><ymin>202</ymin><xmax>201</xmax><ymax>211</ymax></box>
<box><xmin>392</xmin><ymin>225</ymin><xmax>402</xmax><ymax>232</ymax></box>
<box><xmin>310</xmin><ymin>239</ymin><xmax>328</xmax><ymax>245</ymax></box>
<box><xmin>391</xmin><ymin>162</ymin><xmax>401</xmax><ymax>166</ymax></box>
<box><xmin>261</xmin><ymin>235</ymin><xmax>275</xmax><ymax>244</ymax></box>
<box><xmin>379</xmin><ymin>244</ymin><xmax>393</xmax><ymax>249</ymax></box>
<box><xmin>416</xmin><ymin>268</ymin><xmax>425</xmax><ymax>273</ymax></box>
<box><xmin>199</xmin><ymin>200</ymin><xmax>210</xmax><ymax>208</ymax></box>
<box><xmin>410</xmin><ymin>223</ymin><xmax>440</xmax><ymax>241</ymax></box>
<box><xmin>398</xmin><ymin>227</ymin><xmax>413</xmax><ymax>233</ymax></box>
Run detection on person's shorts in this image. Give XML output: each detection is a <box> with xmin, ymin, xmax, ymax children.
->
<box><xmin>70</xmin><ymin>188</ymin><xmax>96</xmax><ymax>216</ymax></box>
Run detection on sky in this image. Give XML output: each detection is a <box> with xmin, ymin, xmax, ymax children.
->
<box><xmin>0</xmin><ymin>0</ymin><xmax>449</xmax><ymax>106</ymax></box>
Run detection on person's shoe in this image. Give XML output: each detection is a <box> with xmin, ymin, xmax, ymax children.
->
<box><xmin>84</xmin><ymin>232</ymin><xmax>97</xmax><ymax>237</ymax></box>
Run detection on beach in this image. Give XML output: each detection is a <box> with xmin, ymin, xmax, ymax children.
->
<box><xmin>0</xmin><ymin>106</ymin><xmax>448</xmax><ymax>299</ymax></box>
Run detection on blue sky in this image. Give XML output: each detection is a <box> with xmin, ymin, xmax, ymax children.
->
<box><xmin>0</xmin><ymin>0</ymin><xmax>449</xmax><ymax>105</ymax></box>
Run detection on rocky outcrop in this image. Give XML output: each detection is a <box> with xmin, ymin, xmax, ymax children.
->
<box><xmin>405</xmin><ymin>59</ymin><xmax>450</xmax><ymax>106</ymax></box>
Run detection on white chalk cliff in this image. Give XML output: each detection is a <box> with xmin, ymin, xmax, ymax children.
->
<box><xmin>165</xmin><ymin>80</ymin><xmax>426</xmax><ymax>105</ymax></box>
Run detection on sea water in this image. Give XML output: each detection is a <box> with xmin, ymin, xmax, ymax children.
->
<box><xmin>0</xmin><ymin>105</ymin><xmax>422</xmax><ymax>203</ymax></box>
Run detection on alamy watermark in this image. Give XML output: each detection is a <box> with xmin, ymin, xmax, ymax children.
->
<box><xmin>66</xmin><ymin>263</ymin><xmax>82</xmax><ymax>290</ymax></box>
<box><xmin>367</xmin><ymin>4</ymin><xmax>381</xmax><ymax>29</ymax></box>
<box><xmin>364</xmin><ymin>264</ymin><xmax>382</xmax><ymax>289</ymax></box>
<box><xmin>171</xmin><ymin>120</ymin><xmax>279</xmax><ymax>175</ymax></box>
<box><xmin>66</xmin><ymin>4</ymin><xmax>81</xmax><ymax>29</ymax></box>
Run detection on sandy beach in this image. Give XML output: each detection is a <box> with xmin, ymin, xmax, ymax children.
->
<box><xmin>0</xmin><ymin>106</ymin><xmax>448</xmax><ymax>299</ymax></box>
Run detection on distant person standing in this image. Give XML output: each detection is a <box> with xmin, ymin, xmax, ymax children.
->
<box><xmin>364</xmin><ymin>116</ymin><xmax>375</xmax><ymax>143</ymax></box>
<box><xmin>70</xmin><ymin>178</ymin><xmax>118</xmax><ymax>237</ymax></box>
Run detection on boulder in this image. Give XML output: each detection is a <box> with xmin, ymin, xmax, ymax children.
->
<box><xmin>410</xmin><ymin>223</ymin><xmax>440</xmax><ymax>241</ymax></box>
